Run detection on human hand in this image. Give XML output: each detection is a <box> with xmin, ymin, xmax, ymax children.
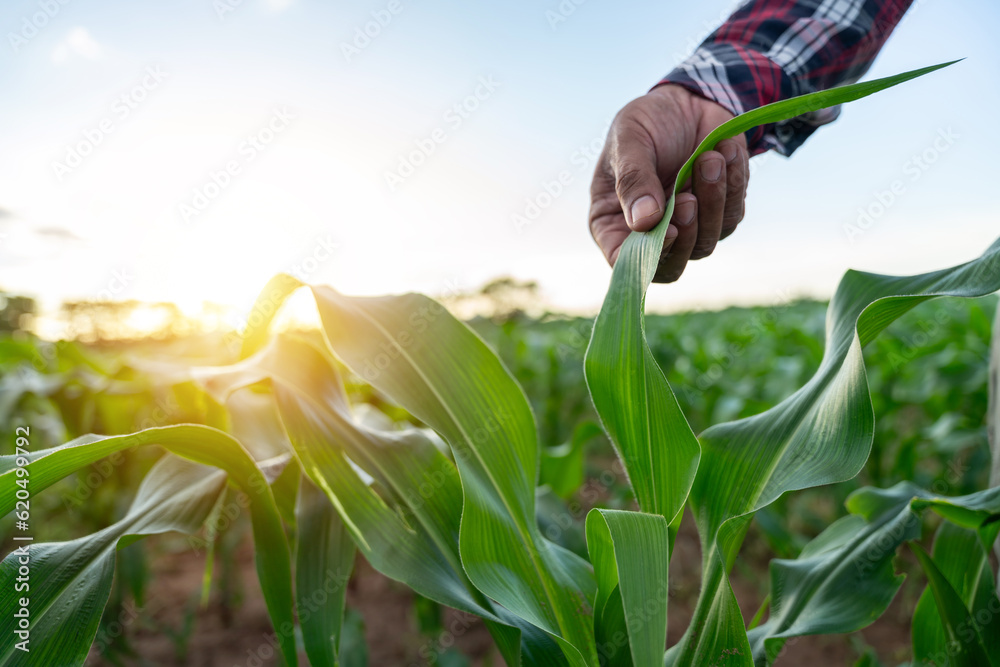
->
<box><xmin>589</xmin><ymin>84</ymin><xmax>749</xmax><ymax>282</ymax></box>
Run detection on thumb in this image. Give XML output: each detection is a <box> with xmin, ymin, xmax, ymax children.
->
<box><xmin>611</xmin><ymin>127</ymin><xmax>667</xmax><ymax>232</ymax></box>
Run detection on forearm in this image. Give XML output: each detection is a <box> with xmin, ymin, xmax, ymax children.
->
<box><xmin>660</xmin><ymin>0</ymin><xmax>913</xmax><ymax>156</ymax></box>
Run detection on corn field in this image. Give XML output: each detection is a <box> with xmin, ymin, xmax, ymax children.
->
<box><xmin>3</xmin><ymin>63</ymin><xmax>1000</xmax><ymax>667</ymax></box>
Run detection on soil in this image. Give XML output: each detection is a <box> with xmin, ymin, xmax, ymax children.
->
<box><xmin>88</xmin><ymin>513</ymin><xmax>914</xmax><ymax>667</ymax></box>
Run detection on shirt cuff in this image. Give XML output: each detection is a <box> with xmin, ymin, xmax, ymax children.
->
<box><xmin>658</xmin><ymin>42</ymin><xmax>841</xmax><ymax>157</ymax></box>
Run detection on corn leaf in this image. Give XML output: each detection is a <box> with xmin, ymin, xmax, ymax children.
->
<box><xmin>584</xmin><ymin>218</ymin><xmax>700</xmax><ymax>522</ymax></box>
<box><xmin>296</xmin><ymin>475</ymin><xmax>356</xmax><ymax>667</ymax></box>
<box><xmin>542</xmin><ymin>420</ymin><xmax>603</xmax><ymax>499</ymax></box>
<box><xmin>584</xmin><ymin>60</ymin><xmax>957</xmax><ymax>527</ymax></box>
<box><xmin>0</xmin><ymin>456</ymin><xmax>226</xmax><ymax>666</ymax></box>
<box><xmin>911</xmin><ymin>543</ymin><xmax>994</xmax><ymax>667</ymax></box>
<box><xmin>912</xmin><ymin>522</ymin><xmax>1000</xmax><ymax>666</ymax></box>
<box><xmin>745</xmin><ymin>486</ymin><xmax>920</xmax><ymax>665</ymax></box>
<box><xmin>581</xmin><ymin>60</ymin><xmax>967</xmax><ymax>666</ymax></box>
<box><xmin>742</xmin><ymin>480</ymin><xmax>1000</xmax><ymax>666</ymax></box>
<box><xmin>0</xmin><ymin>425</ymin><xmax>297</xmax><ymax>667</ymax></box>
<box><xmin>235</xmin><ymin>279</ymin><xmax>600</xmax><ymax>665</ymax></box>
<box><xmin>671</xmin><ymin>236</ymin><xmax>1000</xmax><ymax>665</ymax></box>
<box><xmin>586</xmin><ymin>61</ymin><xmax>959</xmax><ymax>666</ymax></box>
<box><xmin>202</xmin><ymin>335</ymin><xmax>567</xmax><ymax>666</ymax></box>
<box><xmin>910</xmin><ymin>488</ymin><xmax>1000</xmax><ymax>551</ymax></box>
<box><xmin>586</xmin><ymin>509</ymin><xmax>670</xmax><ymax>667</ymax></box>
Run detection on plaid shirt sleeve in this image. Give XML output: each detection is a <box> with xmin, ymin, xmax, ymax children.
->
<box><xmin>661</xmin><ymin>0</ymin><xmax>913</xmax><ymax>156</ymax></box>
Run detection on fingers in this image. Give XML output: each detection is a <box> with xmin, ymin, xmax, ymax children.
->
<box><xmin>609</xmin><ymin>120</ymin><xmax>667</xmax><ymax>233</ymax></box>
<box><xmin>653</xmin><ymin>193</ymin><xmax>698</xmax><ymax>283</ymax></box>
<box><xmin>589</xmin><ymin>161</ymin><xmax>630</xmax><ymax>266</ymax></box>
<box><xmin>719</xmin><ymin>138</ymin><xmax>748</xmax><ymax>240</ymax></box>
<box><xmin>688</xmin><ymin>138</ymin><xmax>748</xmax><ymax>258</ymax></box>
<box><xmin>690</xmin><ymin>150</ymin><xmax>726</xmax><ymax>260</ymax></box>
<box><xmin>591</xmin><ymin>202</ymin><xmax>678</xmax><ymax>268</ymax></box>
<box><xmin>589</xmin><ymin>90</ymin><xmax>749</xmax><ymax>277</ymax></box>
<box><xmin>591</xmin><ymin>215</ymin><xmax>631</xmax><ymax>266</ymax></box>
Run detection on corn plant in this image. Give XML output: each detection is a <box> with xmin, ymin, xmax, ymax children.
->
<box><xmin>4</xmin><ymin>59</ymin><xmax>1000</xmax><ymax>667</ymax></box>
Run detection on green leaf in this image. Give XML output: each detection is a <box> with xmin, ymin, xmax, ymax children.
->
<box><xmin>742</xmin><ymin>480</ymin><xmax>1000</xmax><ymax>667</ymax></box>
<box><xmin>584</xmin><ymin>222</ymin><xmax>700</xmax><ymax>521</ymax></box>
<box><xmin>237</xmin><ymin>278</ymin><xmax>600</xmax><ymax>665</ymax></box>
<box><xmin>586</xmin><ymin>510</ymin><xmax>670</xmax><ymax>667</ymax></box>
<box><xmin>272</xmin><ymin>451</ymin><xmax>302</xmax><ymax>529</ymax></box>
<box><xmin>203</xmin><ymin>334</ymin><xmax>566</xmax><ymax>666</ymax></box>
<box><xmin>582</xmin><ymin>60</ymin><xmax>960</xmax><ymax>667</ymax></box>
<box><xmin>670</xmin><ymin>233</ymin><xmax>1000</xmax><ymax>665</ymax></box>
<box><xmin>852</xmin><ymin>648</ymin><xmax>883</xmax><ymax>667</ymax></box>
<box><xmin>596</xmin><ymin>585</ymin><xmax>630</xmax><ymax>667</ymax></box>
<box><xmin>338</xmin><ymin>609</ymin><xmax>369</xmax><ymax>667</ymax></box>
<box><xmin>912</xmin><ymin>522</ymin><xmax>1000</xmax><ymax>666</ymax></box>
<box><xmin>0</xmin><ymin>425</ymin><xmax>297</xmax><ymax>667</ymax></box>
<box><xmin>746</xmin><ymin>490</ymin><xmax>920</xmax><ymax>665</ymax></box>
<box><xmin>911</xmin><ymin>543</ymin><xmax>994</xmax><ymax>667</ymax></box>
<box><xmin>910</xmin><ymin>487</ymin><xmax>1000</xmax><ymax>551</ymax></box>
<box><xmin>584</xmin><ymin>61</ymin><xmax>958</xmax><ymax>529</ymax></box>
<box><xmin>671</xmin><ymin>61</ymin><xmax>958</xmax><ymax>198</ymax></box>
<box><xmin>0</xmin><ymin>456</ymin><xmax>226</xmax><ymax>666</ymax></box>
<box><xmin>542</xmin><ymin>420</ymin><xmax>603</xmax><ymax>500</ymax></box>
<box><xmin>296</xmin><ymin>475</ymin><xmax>356</xmax><ymax>667</ymax></box>
<box><xmin>312</xmin><ymin>284</ymin><xmax>600</xmax><ymax>657</ymax></box>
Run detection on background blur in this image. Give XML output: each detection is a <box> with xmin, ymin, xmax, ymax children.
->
<box><xmin>1</xmin><ymin>0</ymin><xmax>997</xmax><ymax>335</ymax></box>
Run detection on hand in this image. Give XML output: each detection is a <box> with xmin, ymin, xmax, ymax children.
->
<box><xmin>589</xmin><ymin>84</ymin><xmax>749</xmax><ymax>283</ymax></box>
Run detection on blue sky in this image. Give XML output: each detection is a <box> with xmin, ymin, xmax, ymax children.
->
<box><xmin>0</xmin><ymin>0</ymin><xmax>997</xmax><ymax>328</ymax></box>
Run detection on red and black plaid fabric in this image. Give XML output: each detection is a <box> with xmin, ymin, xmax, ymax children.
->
<box><xmin>661</xmin><ymin>0</ymin><xmax>913</xmax><ymax>155</ymax></box>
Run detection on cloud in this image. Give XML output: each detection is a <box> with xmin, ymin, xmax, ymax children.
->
<box><xmin>51</xmin><ymin>27</ymin><xmax>103</xmax><ymax>64</ymax></box>
<box><xmin>35</xmin><ymin>227</ymin><xmax>83</xmax><ymax>242</ymax></box>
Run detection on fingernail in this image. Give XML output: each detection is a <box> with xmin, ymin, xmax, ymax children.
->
<box><xmin>720</xmin><ymin>143</ymin><xmax>739</xmax><ymax>163</ymax></box>
<box><xmin>700</xmin><ymin>158</ymin><xmax>723</xmax><ymax>182</ymax></box>
<box><xmin>629</xmin><ymin>195</ymin><xmax>660</xmax><ymax>228</ymax></box>
<box><xmin>676</xmin><ymin>200</ymin><xmax>696</xmax><ymax>226</ymax></box>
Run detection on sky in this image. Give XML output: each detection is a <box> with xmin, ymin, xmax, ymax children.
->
<box><xmin>0</xmin><ymin>0</ymin><xmax>998</xmax><ymax>329</ymax></box>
